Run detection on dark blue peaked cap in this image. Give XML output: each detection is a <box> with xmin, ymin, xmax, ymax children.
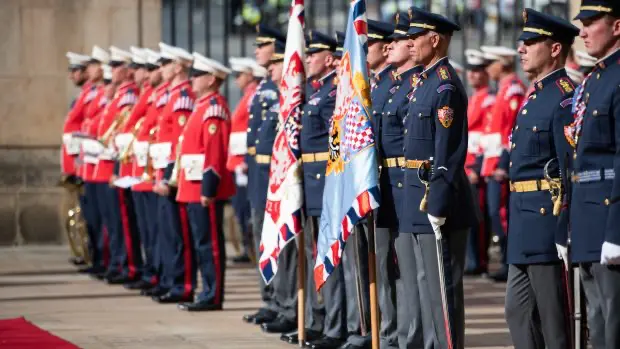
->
<box><xmin>270</xmin><ymin>39</ymin><xmax>286</xmax><ymax>62</ymax></box>
<box><xmin>334</xmin><ymin>31</ymin><xmax>346</xmax><ymax>58</ymax></box>
<box><xmin>574</xmin><ymin>0</ymin><xmax>620</xmax><ymax>20</ymax></box>
<box><xmin>255</xmin><ymin>24</ymin><xmax>286</xmax><ymax>46</ymax></box>
<box><xmin>519</xmin><ymin>8</ymin><xmax>579</xmax><ymax>44</ymax></box>
<box><xmin>407</xmin><ymin>7</ymin><xmax>461</xmax><ymax>36</ymax></box>
<box><xmin>306</xmin><ymin>30</ymin><xmax>337</xmax><ymax>54</ymax></box>
<box><xmin>368</xmin><ymin>19</ymin><xmax>395</xmax><ymax>41</ymax></box>
<box><xmin>388</xmin><ymin>11</ymin><xmax>410</xmax><ymax>40</ymax></box>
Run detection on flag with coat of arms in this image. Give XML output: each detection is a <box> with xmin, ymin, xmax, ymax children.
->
<box><xmin>314</xmin><ymin>0</ymin><xmax>380</xmax><ymax>291</ymax></box>
<box><xmin>258</xmin><ymin>0</ymin><xmax>306</xmax><ymax>284</ymax></box>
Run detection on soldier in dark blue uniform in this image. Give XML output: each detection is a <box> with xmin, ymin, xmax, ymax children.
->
<box><xmin>257</xmin><ymin>39</ymin><xmax>299</xmax><ymax>335</ymax></box>
<box><xmin>503</xmin><ymin>9</ymin><xmax>578</xmax><ymax>348</ymax></box>
<box><xmin>400</xmin><ymin>8</ymin><xmax>475</xmax><ymax>348</ymax></box>
<box><xmin>242</xmin><ymin>24</ymin><xmax>286</xmax><ymax>325</ymax></box>
<box><xmin>561</xmin><ymin>1</ymin><xmax>620</xmax><ymax>348</ymax></box>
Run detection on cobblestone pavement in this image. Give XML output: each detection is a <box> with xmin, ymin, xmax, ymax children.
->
<box><xmin>0</xmin><ymin>246</ymin><xmax>513</xmax><ymax>348</ymax></box>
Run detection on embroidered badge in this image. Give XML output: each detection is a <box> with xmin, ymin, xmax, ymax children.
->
<box><xmin>261</xmin><ymin>90</ymin><xmax>278</xmax><ymax>101</ymax></box>
<box><xmin>510</xmin><ymin>99</ymin><xmax>518</xmax><ymax>111</ymax></box>
<box><xmin>389</xmin><ymin>86</ymin><xmax>398</xmax><ymax>94</ymax></box>
<box><xmin>411</xmin><ymin>74</ymin><xmax>419</xmax><ymax>87</ymax></box>
<box><xmin>437</xmin><ymin>84</ymin><xmax>455</xmax><ymax>94</ymax></box>
<box><xmin>560</xmin><ymin>98</ymin><xmax>573</xmax><ymax>108</ymax></box>
<box><xmin>208</xmin><ymin>123</ymin><xmax>217</xmax><ymax>135</ymax></box>
<box><xmin>437</xmin><ymin>66</ymin><xmax>450</xmax><ymax>81</ymax></box>
<box><xmin>556</xmin><ymin>77</ymin><xmax>575</xmax><ymax>95</ymax></box>
<box><xmin>178</xmin><ymin>115</ymin><xmax>187</xmax><ymax>126</ymax></box>
<box><xmin>329</xmin><ymin>89</ymin><xmax>337</xmax><ymax>98</ymax></box>
<box><xmin>437</xmin><ymin>106</ymin><xmax>454</xmax><ymax>128</ymax></box>
<box><xmin>564</xmin><ymin>124</ymin><xmax>576</xmax><ymax>148</ymax></box>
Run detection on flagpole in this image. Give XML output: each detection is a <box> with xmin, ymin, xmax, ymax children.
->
<box><xmin>367</xmin><ymin>211</ymin><xmax>380</xmax><ymax>349</ymax></box>
<box><xmin>297</xmin><ymin>227</ymin><xmax>306</xmax><ymax>347</ymax></box>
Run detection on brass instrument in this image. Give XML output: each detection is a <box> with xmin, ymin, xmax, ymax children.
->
<box><xmin>62</xmin><ymin>184</ymin><xmax>91</xmax><ymax>265</ymax></box>
<box><xmin>119</xmin><ymin>118</ymin><xmax>145</xmax><ymax>164</ymax></box>
<box><xmin>141</xmin><ymin>126</ymin><xmax>158</xmax><ymax>182</ymax></box>
<box><xmin>99</xmin><ymin>108</ymin><xmax>130</xmax><ymax>146</ymax></box>
<box><xmin>167</xmin><ymin>135</ymin><xmax>184</xmax><ymax>187</ymax></box>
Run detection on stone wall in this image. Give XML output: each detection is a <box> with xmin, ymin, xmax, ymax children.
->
<box><xmin>0</xmin><ymin>0</ymin><xmax>161</xmax><ymax>245</ymax></box>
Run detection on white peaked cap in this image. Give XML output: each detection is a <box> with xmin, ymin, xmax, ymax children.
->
<box><xmin>480</xmin><ymin>45</ymin><xmax>517</xmax><ymax>65</ymax></box>
<box><xmin>229</xmin><ymin>57</ymin><xmax>254</xmax><ymax>73</ymax></box>
<box><xmin>450</xmin><ymin>60</ymin><xmax>464</xmax><ymax>74</ymax></box>
<box><xmin>193</xmin><ymin>52</ymin><xmax>232</xmax><ymax>79</ymax></box>
<box><xmin>91</xmin><ymin>45</ymin><xmax>110</xmax><ymax>64</ymax></box>
<box><xmin>565</xmin><ymin>66</ymin><xmax>584</xmax><ymax>84</ymax></box>
<box><xmin>66</xmin><ymin>52</ymin><xmax>90</xmax><ymax>66</ymax></box>
<box><xmin>464</xmin><ymin>49</ymin><xmax>486</xmax><ymax>66</ymax></box>
<box><xmin>130</xmin><ymin>46</ymin><xmax>147</xmax><ymax>65</ymax></box>
<box><xmin>172</xmin><ymin>46</ymin><xmax>194</xmax><ymax>62</ymax></box>
<box><xmin>109</xmin><ymin>46</ymin><xmax>133</xmax><ymax>64</ymax></box>
<box><xmin>144</xmin><ymin>48</ymin><xmax>161</xmax><ymax>66</ymax></box>
<box><xmin>159</xmin><ymin>42</ymin><xmax>177</xmax><ymax>60</ymax></box>
<box><xmin>576</xmin><ymin>51</ymin><xmax>596</xmax><ymax>68</ymax></box>
<box><xmin>103</xmin><ymin>64</ymin><xmax>113</xmax><ymax>80</ymax></box>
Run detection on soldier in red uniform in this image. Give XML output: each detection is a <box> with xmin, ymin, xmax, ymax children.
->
<box><xmin>464</xmin><ymin>49</ymin><xmax>494</xmax><ymax>276</ymax></box>
<box><xmin>76</xmin><ymin>48</ymin><xmax>110</xmax><ymax>276</ymax></box>
<box><xmin>93</xmin><ymin>46</ymin><xmax>142</xmax><ymax>284</ymax></box>
<box><xmin>176</xmin><ymin>53</ymin><xmax>234</xmax><ymax>311</ymax></box>
<box><xmin>226</xmin><ymin>57</ymin><xmax>266</xmax><ymax>263</ymax></box>
<box><xmin>150</xmin><ymin>43</ymin><xmax>196</xmax><ymax>304</ymax></box>
<box><xmin>480</xmin><ymin>46</ymin><xmax>526</xmax><ymax>281</ymax></box>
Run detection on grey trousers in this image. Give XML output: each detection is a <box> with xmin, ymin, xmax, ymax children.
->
<box><xmin>251</xmin><ymin>208</ymin><xmax>277</xmax><ymax>312</ymax></box>
<box><xmin>396</xmin><ymin>230</ymin><xmax>467</xmax><ymax>349</ymax></box>
<box><xmin>273</xmin><ymin>240</ymin><xmax>299</xmax><ymax>322</ymax></box>
<box><xmin>375</xmin><ymin>227</ymin><xmax>401</xmax><ymax>349</ymax></box>
<box><xmin>342</xmin><ymin>223</ymin><xmax>371</xmax><ymax>346</ymax></box>
<box><xmin>580</xmin><ymin>263</ymin><xmax>620</xmax><ymax>349</ymax></box>
<box><xmin>305</xmin><ymin>215</ymin><xmax>346</xmax><ymax>339</ymax></box>
<box><xmin>504</xmin><ymin>263</ymin><xmax>571</xmax><ymax>349</ymax></box>
<box><xmin>394</xmin><ymin>232</ymin><xmax>424</xmax><ymax>349</ymax></box>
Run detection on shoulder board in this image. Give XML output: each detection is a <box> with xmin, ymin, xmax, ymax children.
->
<box><xmin>173</xmin><ymin>95</ymin><xmax>195</xmax><ymax>112</ymax></box>
<box><xmin>505</xmin><ymin>84</ymin><xmax>525</xmax><ymax>99</ymax></box>
<box><xmin>180</xmin><ymin>88</ymin><xmax>190</xmax><ymax>97</ymax></box>
<box><xmin>84</xmin><ymin>88</ymin><xmax>98</xmax><ymax>104</ymax></box>
<box><xmin>560</xmin><ymin>97</ymin><xmax>573</xmax><ymax>109</ymax></box>
<box><xmin>437</xmin><ymin>84</ymin><xmax>455</xmax><ymax>94</ymax></box>
<box><xmin>436</xmin><ymin>66</ymin><xmax>451</xmax><ymax>81</ymax></box>
<box><xmin>328</xmin><ymin>89</ymin><xmax>337</xmax><ymax>98</ymax></box>
<box><xmin>156</xmin><ymin>92</ymin><xmax>169</xmax><ymax>108</ymax></box>
<box><xmin>202</xmin><ymin>104</ymin><xmax>227</xmax><ymax>121</ymax></box>
<box><xmin>147</xmin><ymin>93</ymin><xmax>155</xmax><ymax>104</ymax></box>
<box><xmin>98</xmin><ymin>96</ymin><xmax>108</xmax><ymax>108</ymax></box>
<box><xmin>555</xmin><ymin>77</ymin><xmax>575</xmax><ymax>95</ymax></box>
<box><xmin>118</xmin><ymin>92</ymin><xmax>138</xmax><ymax>108</ymax></box>
<box><xmin>481</xmin><ymin>95</ymin><xmax>496</xmax><ymax>109</ymax></box>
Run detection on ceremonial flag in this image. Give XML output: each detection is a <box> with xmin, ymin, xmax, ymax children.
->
<box><xmin>314</xmin><ymin>0</ymin><xmax>380</xmax><ymax>291</ymax></box>
<box><xmin>258</xmin><ymin>0</ymin><xmax>306</xmax><ymax>284</ymax></box>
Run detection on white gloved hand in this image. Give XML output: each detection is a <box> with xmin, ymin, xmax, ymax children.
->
<box><xmin>556</xmin><ymin>243</ymin><xmax>568</xmax><ymax>270</ymax></box>
<box><xmin>601</xmin><ymin>241</ymin><xmax>620</xmax><ymax>265</ymax></box>
<box><xmin>234</xmin><ymin>166</ymin><xmax>248</xmax><ymax>187</ymax></box>
<box><xmin>428</xmin><ymin>214</ymin><xmax>446</xmax><ymax>240</ymax></box>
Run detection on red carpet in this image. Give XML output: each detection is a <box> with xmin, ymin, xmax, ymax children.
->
<box><xmin>0</xmin><ymin>317</ymin><xmax>79</xmax><ymax>348</ymax></box>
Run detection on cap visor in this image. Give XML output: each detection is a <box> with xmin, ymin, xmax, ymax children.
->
<box><xmin>109</xmin><ymin>61</ymin><xmax>126</xmax><ymax>68</ymax></box>
<box><xmin>518</xmin><ymin>32</ymin><xmax>540</xmax><ymax>42</ymax></box>
<box><xmin>406</xmin><ymin>27</ymin><xmax>427</xmax><ymax>36</ymax></box>
<box><xmin>466</xmin><ymin>63</ymin><xmax>488</xmax><ymax>71</ymax></box>
<box><xmin>191</xmin><ymin>68</ymin><xmax>209</xmax><ymax>77</ymax></box>
<box><xmin>574</xmin><ymin>10</ymin><xmax>600</xmax><ymax>21</ymax></box>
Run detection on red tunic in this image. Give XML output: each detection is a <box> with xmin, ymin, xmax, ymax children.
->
<box><xmin>176</xmin><ymin>91</ymin><xmax>235</xmax><ymax>203</ymax></box>
<box><xmin>132</xmin><ymin>82</ymin><xmax>170</xmax><ymax>192</ymax></box>
<box><xmin>61</xmin><ymin>82</ymin><xmax>93</xmax><ymax>175</ymax></box>
<box><xmin>226</xmin><ymin>81</ymin><xmax>257</xmax><ymax>172</ymax></box>
<box><xmin>481</xmin><ymin>73</ymin><xmax>526</xmax><ymax>177</ymax></box>
<box><xmin>466</xmin><ymin>86</ymin><xmax>494</xmax><ymax>177</ymax></box>
<box><xmin>79</xmin><ymin>86</ymin><xmax>107</xmax><ymax>182</ymax></box>
<box><xmin>152</xmin><ymin>80</ymin><xmax>195</xmax><ymax>184</ymax></box>
<box><xmin>117</xmin><ymin>83</ymin><xmax>154</xmax><ymax>178</ymax></box>
<box><xmin>92</xmin><ymin>81</ymin><xmax>138</xmax><ymax>183</ymax></box>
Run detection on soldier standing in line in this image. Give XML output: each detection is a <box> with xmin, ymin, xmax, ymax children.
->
<box><xmin>503</xmin><ymin>9</ymin><xmax>578</xmax><ymax>348</ymax></box>
<box><xmin>480</xmin><ymin>45</ymin><xmax>526</xmax><ymax>282</ymax></box>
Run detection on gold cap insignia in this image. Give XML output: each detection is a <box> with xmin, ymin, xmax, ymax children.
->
<box><xmin>395</xmin><ymin>12</ymin><xmax>400</xmax><ymax>25</ymax></box>
<box><xmin>208</xmin><ymin>123</ymin><xmax>217</xmax><ymax>135</ymax></box>
<box><xmin>178</xmin><ymin>115</ymin><xmax>187</xmax><ymax>126</ymax></box>
<box><xmin>408</xmin><ymin>8</ymin><xmax>413</xmax><ymax>20</ymax></box>
<box><xmin>522</xmin><ymin>10</ymin><xmax>527</xmax><ymax>23</ymax></box>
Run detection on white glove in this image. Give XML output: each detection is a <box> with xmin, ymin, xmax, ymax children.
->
<box><xmin>234</xmin><ymin>166</ymin><xmax>248</xmax><ymax>187</ymax></box>
<box><xmin>556</xmin><ymin>244</ymin><xmax>568</xmax><ymax>270</ymax></box>
<box><xmin>601</xmin><ymin>241</ymin><xmax>620</xmax><ymax>265</ymax></box>
<box><xmin>427</xmin><ymin>214</ymin><xmax>446</xmax><ymax>240</ymax></box>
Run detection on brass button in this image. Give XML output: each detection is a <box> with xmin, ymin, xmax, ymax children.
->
<box><xmin>247</xmin><ymin>127</ymin><xmax>251</xmax><ymax>132</ymax></box>
<box><xmin>249</xmin><ymin>115</ymin><xmax>254</xmax><ymax>119</ymax></box>
<box><xmin>605</xmin><ymin>198</ymin><xmax>610</xmax><ymax>206</ymax></box>
<box><xmin>397</xmin><ymin>182</ymin><xmax>403</xmax><ymax>188</ymax></box>
<box><xmin>522</xmin><ymin>109</ymin><xmax>527</xmax><ymax>115</ymax></box>
<box><xmin>533</xmin><ymin>126</ymin><xmax>538</xmax><ymax>133</ymax></box>
<box><xmin>593</xmin><ymin>110</ymin><xmax>598</xmax><ymax>116</ymax></box>
<box><xmin>597</xmin><ymin>73</ymin><xmax>601</xmax><ymax>79</ymax></box>
<box><xmin>418</xmin><ymin>112</ymin><xmax>422</xmax><ymax>117</ymax></box>
<box><xmin>316</xmin><ymin>173</ymin><xmax>321</xmax><ymax>179</ymax></box>
<box><xmin>382</xmin><ymin>112</ymin><xmax>385</xmax><ymax>115</ymax></box>
<box><xmin>301</xmin><ymin>111</ymin><xmax>305</xmax><ymax>115</ymax></box>
<box><xmin>308</xmin><ymin>111</ymin><xmax>312</xmax><ymax>115</ymax></box>
<box><xmin>413</xmin><ymin>98</ymin><xmax>417</xmax><ymax>102</ymax></box>
<box><xmin>262</xmin><ymin>116</ymin><xmax>266</xmax><ymax>120</ymax></box>
<box><xmin>511</xmin><ymin>143</ymin><xmax>516</xmax><ymax>150</ymax></box>
<box><xmin>257</xmin><ymin>127</ymin><xmax>261</xmax><ymax>132</ymax></box>
<box><xmin>404</xmin><ymin>129</ymin><xmax>408</xmax><ymax>134</ymax></box>
<box><xmin>531</xmin><ymin>94</ymin><xmax>537</xmax><ymax>100</ymax></box>
<box><xmin>256</xmin><ymin>140</ymin><xmax>260</xmax><ymax>144</ymax></box>
<box><xmin>509</xmin><ymin>161</ymin><xmax>513</xmax><ymax>167</ymax></box>
<box><xmin>373</xmin><ymin>111</ymin><xmax>378</xmax><ymax>115</ymax></box>
<box><xmin>515</xmin><ymin>125</ymin><xmax>519</xmax><ymax>131</ymax></box>
<box><xmin>388</xmin><ymin>99</ymin><xmax>392</xmax><ymax>103</ymax></box>
<box><xmin>540</xmin><ymin>208</ymin><xmax>546</xmax><ymax>215</ymax></box>
<box><xmin>262</xmin><ymin>102</ymin><xmax>268</xmax><ymax>107</ymax></box>
<box><xmin>573</xmin><ymin>153</ymin><xmax>577</xmax><ymax>160</ymax></box>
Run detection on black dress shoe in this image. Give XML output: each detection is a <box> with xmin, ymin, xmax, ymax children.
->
<box><xmin>142</xmin><ymin>287</ymin><xmax>167</xmax><ymax>297</ymax></box>
<box><xmin>261</xmin><ymin>318</ymin><xmax>296</xmax><ymax>333</ymax></box>
<box><xmin>253</xmin><ymin>311</ymin><xmax>278</xmax><ymax>325</ymax></box>
<box><xmin>70</xmin><ymin>257</ymin><xmax>86</xmax><ymax>266</ymax></box>
<box><xmin>153</xmin><ymin>292</ymin><xmax>193</xmax><ymax>304</ymax></box>
<box><xmin>77</xmin><ymin>266</ymin><xmax>98</xmax><ymax>274</ymax></box>
<box><xmin>91</xmin><ymin>271</ymin><xmax>105</xmax><ymax>280</ymax></box>
<box><xmin>281</xmin><ymin>329</ymin><xmax>321</xmax><ymax>344</ymax></box>
<box><xmin>177</xmin><ymin>301</ymin><xmax>222</xmax><ymax>311</ymax></box>
<box><xmin>106</xmin><ymin>275</ymin><xmax>137</xmax><ymax>285</ymax></box>
<box><xmin>306</xmin><ymin>336</ymin><xmax>345</xmax><ymax>349</ymax></box>
<box><xmin>124</xmin><ymin>280</ymin><xmax>155</xmax><ymax>290</ymax></box>
<box><xmin>242</xmin><ymin>308</ymin><xmax>277</xmax><ymax>324</ymax></box>
<box><xmin>232</xmin><ymin>254</ymin><xmax>251</xmax><ymax>263</ymax></box>
<box><xmin>103</xmin><ymin>270</ymin><xmax>121</xmax><ymax>281</ymax></box>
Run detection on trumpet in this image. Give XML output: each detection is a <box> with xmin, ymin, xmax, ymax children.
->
<box><xmin>141</xmin><ymin>126</ymin><xmax>158</xmax><ymax>182</ymax></box>
<box><xmin>99</xmin><ymin>108</ymin><xmax>131</xmax><ymax>146</ymax></box>
<box><xmin>119</xmin><ymin>118</ymin><xmax>145</xmax><ymax>164</ymax></box>
<box><xmin>167</xmin><ymin>135</ymin><xmax>184</xmax><ymax>187</ymax></box>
